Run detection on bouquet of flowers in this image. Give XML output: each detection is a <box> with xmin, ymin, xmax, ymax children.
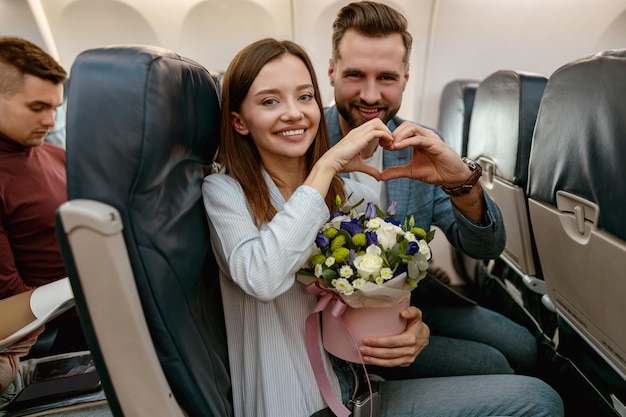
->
<box><xmin>300</xmin><ymin>197</ymin><xmax>436</xmax><ymax>410</ymax></box>
<box><xmin>298</xmin><ymin>196</ymin><xmax>435</xmax><ymax>309</ymax></box>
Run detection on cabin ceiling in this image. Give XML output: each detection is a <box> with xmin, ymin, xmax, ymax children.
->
<box><xmin>1</xmin><ymin>0</ymin><xmax>625</xmax><ymax>127</ymax></box>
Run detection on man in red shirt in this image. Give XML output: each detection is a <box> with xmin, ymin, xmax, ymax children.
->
<box><xmin>0</xmin><ymin>37</ymin><xmax>68</xmax><ymax>299</ymax></box>
<box><xmin>0</xmin><ymin>37</ymin><xmax>87</xmax><ymax>357</ymax></box>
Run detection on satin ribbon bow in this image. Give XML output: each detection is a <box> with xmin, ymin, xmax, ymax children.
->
<box><xmin>305</xmin><ymin>281</ymin><xmax>374</xmax><ymax>417</ymax></box>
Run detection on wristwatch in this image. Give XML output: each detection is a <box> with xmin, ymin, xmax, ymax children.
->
<box><xmin>441</xmin><ymin>158</ymin><xmax>482</xmax><ymax>197</ymax></box>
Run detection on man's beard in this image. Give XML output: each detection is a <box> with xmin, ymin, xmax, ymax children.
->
<box><xmin>336</xmin><ymin>99</ymin><xmax>398</xmax><ymax>130</ymax></box>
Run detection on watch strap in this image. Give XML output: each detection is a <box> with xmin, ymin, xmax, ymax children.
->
<box><xmin>441</xmin><ymin>157</ymin><xmax>483</xmax><ymax>197</ymax></box>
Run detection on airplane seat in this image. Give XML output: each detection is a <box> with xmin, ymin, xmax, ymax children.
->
<box><xmin>465</xmin><ymin>70</ymin><xmax>554</xmax><ymax>338</ymax></box>
<box><xmin>435</xmin><ymin>79</ymin><xmax>481</xmax><ymax>286</ymax></box>
<box><xmin>208</xmin><ymin>69</ymin><xmax>225</xmax><ymax>95</ymax></box>
<box><xmin>54</xmin><ymin>45</ymin><xmax>232</xmax><ymax>417</ymax></box>
<box><xmin>438</xmin><ymin>79</ymin><xmax>479</xmax><ymax>157</ymax></box>
<box><xmin>527</xmin><ymin>49</ymin><xmax>626</xmax><ymax>415</ymax></box>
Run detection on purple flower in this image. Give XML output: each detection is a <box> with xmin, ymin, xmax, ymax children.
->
<box><xmin>366</xmin><ymin>231</ymin><xmax>378</xmax><ymax>246</ymax></box>
<box><xmin>365</xmin><ymin>202</ymin><xmax>377</xmax><ymax>219</ymax></box>
<box><xmin>348</xmin><ymin>249</ymin><xmax>357</xmax><ymax>265</ymax></box>
<box><xmin>387</xmin><ymin>201</ymin><xmax>398</xmax><ymax>217</ymax></box>
<box><xmin>405</xmin><ymin>241</ymin><xmax>419</xmax><ymax>256</ymax></box>
<box><xmin>395</xmin><ymin>263</ymin><xmax>408</xmax><ymax>276</ymax></box>
<box><xmin>385</xmin><ymin>217</ymin><xmax>401</xmax><ymax>226</ymax></box>
<box><xmin>316</xmin><ymin>232</ymin><xmax>330</xmax><ymax>249</ymax></box>
<box><xmin>340</xmin><ymin>219</ymin><xmax>362</xmax><ymax>236</ymax></box>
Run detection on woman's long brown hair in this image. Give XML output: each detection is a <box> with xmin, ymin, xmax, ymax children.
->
<box><xmin>218</xmin><ymin>38</ymin><xmax>345</xmax><ymax>226</ymax></box>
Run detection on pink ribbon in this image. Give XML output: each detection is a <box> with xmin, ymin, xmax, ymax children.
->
<box><xmin>305</xmin><ymin>282</ymin><xmax>374</xmax><ymax>417</ymax></box>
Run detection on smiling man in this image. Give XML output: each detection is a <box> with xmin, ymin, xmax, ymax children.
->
<box><xmin>0</xmin><ymin>37</ymin><xmax>67</xmax><ymax>299</ymax></box>
<box><xmin>325</xmin><ymin>1</ymin><xmax>540</xmax><ymax>381</ymax></box>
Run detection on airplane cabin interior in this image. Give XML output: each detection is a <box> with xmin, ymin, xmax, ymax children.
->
<box><xmin>1</xmin><ymin>0</ymin><xmax>626</xmax><ymax>416</ymax></box>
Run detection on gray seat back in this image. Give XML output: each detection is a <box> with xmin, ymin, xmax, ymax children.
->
<box><xmin>468</xmin><ymin>70</ymin><xmax>547</xmax><ymax>277</ymax></box>
<box><xmin>438</xmin><ymin>79</ymin><xmax>479</xmax><ymax>157</ymax></box>
<box><xmin>528</xmin><ymin>49</ymin><xmax>626</xmax><ymax>381</ymax></box>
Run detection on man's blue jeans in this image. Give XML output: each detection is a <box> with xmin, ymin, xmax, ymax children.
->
<box><xmin>311</xmin><ymin>359</ymin><xmax>564</xmax><ymax>417</ymax></box>
<box><xmin>369</xmin><ymin>303</ymin><xmax>537</xmax><ymax>379</ymax></box>
<box><xmin>378</xmin><ymin>374</ymin><xmax>563</xmax><ymax>417</ymax></box>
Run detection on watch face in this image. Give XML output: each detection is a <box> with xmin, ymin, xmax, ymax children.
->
<box><xmin>462</xmin><ymin>157</ymin><xmax>482</xmax><ymax>174</ymax></box>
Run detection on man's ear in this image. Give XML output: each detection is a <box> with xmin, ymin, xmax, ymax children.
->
<box><xmin>328</xmin><ymin>58</ymin><xmax>335</xmax><ymax>86</ymax></box>
<box><xmin>230</xmin><ymin>111</ymin><xmax>249</xmax><ymax>135</ymax></box>
<box><xmin>402</xmin><ymin>63</ymin><xmax>410</xmax><ymax>91</ymax></box>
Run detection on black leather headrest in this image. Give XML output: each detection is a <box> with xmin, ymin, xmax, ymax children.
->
<box><xmin>528</xmin><ymin>49</ymin><xmax>626</xmax><ymax>241</ymax></box>
<box><xmin>468</xmin><ymin>70</ymin><xmax>547</xmax><ymax>186</ymax></box>
<box><xmin>66</xmin><ymin>45</ymin><xmax>231</xmax><ymax>417</ymax></box>
<box><xmin>438</xmin><ymin>79</ymin><xmax>479</xmax><ymax>157</ymax></box>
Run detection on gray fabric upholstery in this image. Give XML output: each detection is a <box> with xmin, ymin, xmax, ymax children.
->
<box><xmin>464</xmin><ymin>70</ymin><xmax>553</xmax><ymax>336</ymax></box>
<box><xmin>468</xmin><ymin>70</ymin><xmax>547</xmax><ymax>185</ymax></box>
<box><xmin>438</xmin><ymin>79</ymin><xmax>479</xmax><ymax>157</ymax></box>
<box><xmin>64</xmin><ymin>45</ymin><xmax>231</xmax><ymax>417</ymax></box>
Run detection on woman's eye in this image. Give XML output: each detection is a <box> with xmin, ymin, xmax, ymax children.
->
<box><xmin>262</xmin><ymin>98</ymin><xmax>278</xmax><ymax>106</ymax></box>
<box><xmin>299</xmin><ymin>93</ymin><xmax>314</xmax><ymax>102</ymax></box>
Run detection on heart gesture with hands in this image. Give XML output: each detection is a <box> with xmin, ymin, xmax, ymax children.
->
<box><xmin>322</xmin><ymin>118</ymin><xmax>393</xmax><ymax>180</ymax></box>
<box><xmin>306</xmin><ymin>118</ymin><xmax>393</xmax><ymax>198</ymax></box>
<box><xmin>381</xmin><ymin>122</ymin><xmax>471</xmax><ymax>189</ymax></box>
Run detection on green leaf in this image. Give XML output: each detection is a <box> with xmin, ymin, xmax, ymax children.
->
<box><xmin>405</xmin><ymin>277</ymin><xmax>418</xmax><ymax>289</ymax></box>
<box><xmin>412</xmin><ymin>253</ymin><xmax>430</xmax><ymax>271</ymax></box>
<box><xmin>322</xmin><ymin>268</ymin><xmax>338</xmax><ymax>287</ymax></box>
<box><xmin>344</xmin><ymin>196</ymin><xmax>364</xmax><ymax>213</ymax></box>
<box><xmin>408</xmin><ymin>260</ymin><xmax>420</xmax><ymax>279</ymax></box>
<box><xmin>417</xmin><ymin>258</ymin><xmax>429</xmax><ymax>271</ymax></box>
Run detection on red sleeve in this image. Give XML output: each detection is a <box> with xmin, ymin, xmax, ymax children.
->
<box><xmin>0</xmin><ymin>222</ymin><xmax>33</xmax><ymax>299</ymax></box>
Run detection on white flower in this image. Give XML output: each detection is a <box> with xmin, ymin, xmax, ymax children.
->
<box><xmin>352</xmin><ymin>278</ymin><xmax>367</xmax><ymax>289</ymax></box>
<box><xmin>339</xmin><ymin>265</ymin><xmax>354</xmax><ymax>278</ymax></box>
<box><xmin>375</xmin><ymin>221</ymin><xmax>404</xmax><ymax>250</ymax></box>
<box><xmin>365</xmin><ymin>217</ymin><xmax>384</xmax><ymax>230</ymax></box>
<box><xmin>418</xmin><ymin>240</ymin><xmax>432</xmax><ymax>260</ymax></box>
<box><xmin>332</xmin><ymin>278</ymin><xmax>354</xmax><ymax>295</ymax></box>
<box><xmin>297</xmin><ymin>199</ymin><xmax>435</xmax><ymax>298</ymax></box>
<box><xmin>365</xmin><ymin>245</ymin><xmax>381</xmax><ymax>256</ymax></box>
<box><xmin>380</xmin><ymin>267</ymin><xmax>393</xmax><ymax>280</ymax></box>
<box><xmin>353</xmin><ymin>245</ymin><xmax>383</xmax><ymax>279</ymax></box>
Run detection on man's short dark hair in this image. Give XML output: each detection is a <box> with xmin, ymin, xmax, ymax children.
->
<box><xmin>331</xmin><ymin>1</ymin><xmax>413</xmax><ymax>66</ymax></box>
<box><xmin>0</xmin><ymin>37</ymin><xmax>67</xmax><ymax>96</ymax></box>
